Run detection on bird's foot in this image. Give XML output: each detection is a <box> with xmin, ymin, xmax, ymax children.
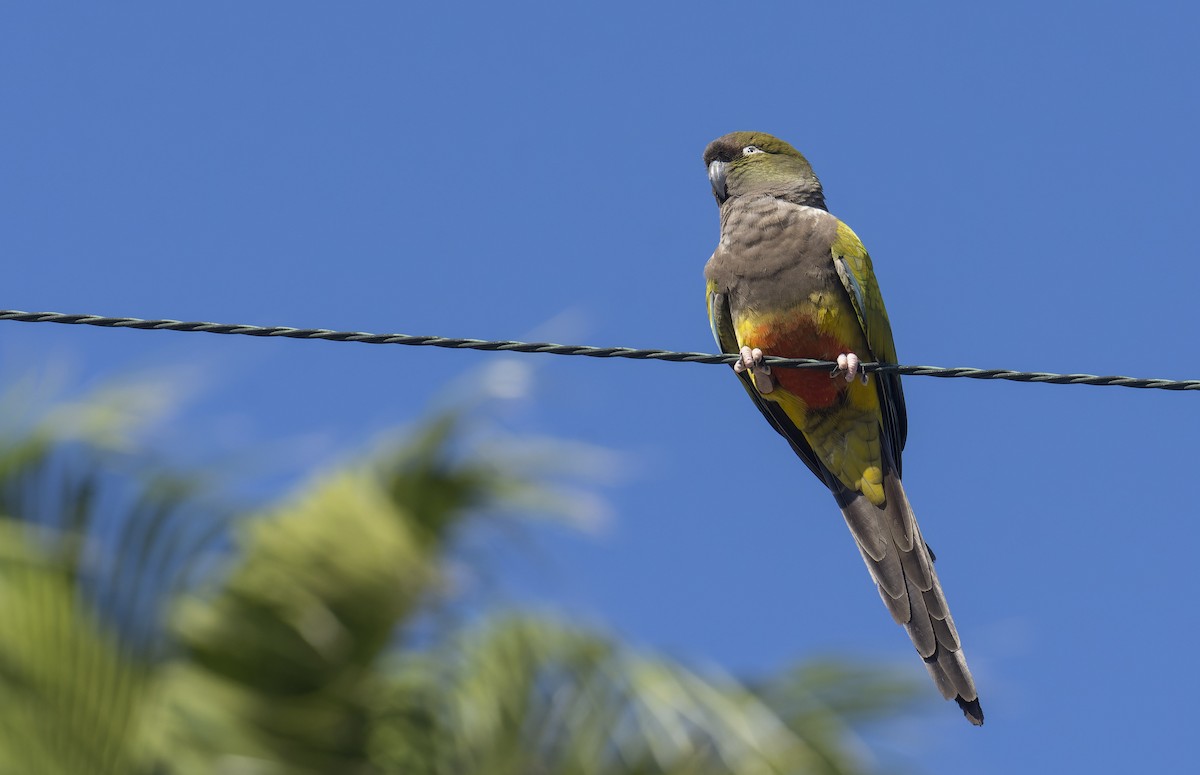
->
<box><xmin>830</xmin><ymin>352</ymin><xmax>870</xmax><ymax>384</ymax></box>
<box><xmin>734</xmin><ymin>346</ymin><xmax>776</xmax><ymax>394</ymax></box>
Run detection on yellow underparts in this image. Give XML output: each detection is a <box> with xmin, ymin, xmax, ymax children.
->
<box><xmin>735</xmin><ymin>294</ymin><xmax>887</xmax><ymax>505</ymax></box>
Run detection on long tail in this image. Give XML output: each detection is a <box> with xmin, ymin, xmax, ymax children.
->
<box><xmin>833</xmin><ymin>470</ymin><xmax>983</xmax><ymax>725</ymax></box>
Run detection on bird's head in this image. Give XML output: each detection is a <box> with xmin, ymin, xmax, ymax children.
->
<box><xmin>703</xmin><ymin>131</ymin><xmax>825</xmax><ymax>209</ymax></box>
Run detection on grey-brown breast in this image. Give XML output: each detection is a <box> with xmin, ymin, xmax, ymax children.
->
<box><xmin>705</xmin><ymin>196</ymin><xmax>842</xmax><ymax>316</ymax></box>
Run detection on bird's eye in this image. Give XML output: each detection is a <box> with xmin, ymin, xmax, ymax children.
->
<box><xmin>742</xmin><ymin>145</ymin><xmax>764</xmax><ymax>156</ymax></box>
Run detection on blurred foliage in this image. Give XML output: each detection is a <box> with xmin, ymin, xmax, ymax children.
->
<box><xmin>0</xmin><ymin>380</ymin><xmax>924</xmax><ymax>774</ymax></box>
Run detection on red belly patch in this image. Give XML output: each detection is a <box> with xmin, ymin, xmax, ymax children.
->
<box><xmin>747</xmin><ymin>321</ymin><xmax>850</xmax><ymax>408</ymax></box>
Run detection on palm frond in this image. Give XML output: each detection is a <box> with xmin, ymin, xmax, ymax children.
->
<box><xmin>372</xmin><ymin>614</ymin><xmax>919</xmax><ymax>775</ymax></box>
<box><xmin>0</xmin><ymin>381</ymin><xmax>925</xmax><ymax>775</ymax></box>
<box><xmin>0</xmin><ymin>519</ymin><xmax>152</xmax><ymax>774</ymax></box>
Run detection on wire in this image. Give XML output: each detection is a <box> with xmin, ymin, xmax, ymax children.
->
<box><xmin>1</xmin><ymin>309</ymin><xmax>1195</xmax><ymax>392</ymax></box>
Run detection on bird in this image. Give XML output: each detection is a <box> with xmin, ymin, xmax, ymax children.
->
<box><xmin>702</xmin><ymin>131</ymin><xmax>983</xmax><ymax>725</ymax></box>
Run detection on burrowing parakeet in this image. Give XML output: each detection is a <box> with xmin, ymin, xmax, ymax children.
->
<box><xmin>703</xmin><ymin>131</ymin><xmax>983</xmax><ymax>725</ymax></box>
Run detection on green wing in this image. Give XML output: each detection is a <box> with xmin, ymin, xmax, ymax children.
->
<box><xmin>830</xmin><ymin>221</ymin><xmax>908</xmax><ymax>469</ymax></box>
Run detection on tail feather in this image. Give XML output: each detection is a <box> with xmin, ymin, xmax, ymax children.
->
<box><xmin>900</xmin><ymin>570</ymin><xmax>937</xmax><ymax>658</ymax></box>
<box><xmin>898</xmin><ymin>539</ymin><xmax>933</xmax><ymax>591</ymax></box>
<box><xmin>922</xmin><ymin>579</ymin><xmax>949</xmax><ymax>619</ymax></box>
<box><xmin>957</xmin><ymin>696</ymin><xmax>985</xmax><ymax>726</ymax></box>
<box><xmin>875</xmin><ymin>564</ymin><xmax>911</xmax><ymax>624</ymax></box>
<box><xmin>882</xmin><ymin>475</ymin><xmax>917</xmax><ymax>553</ymax></box>
<box><xmin>931</xmin><ymin>614</ymin><xmax>960</xmax><ymax>651</ymax></box>
<box><xmin>837</xmin><ymin>473</ymin><xmax>983</xmax><ymax>726</ymax></box>
<box><xmin>923</xmin><ymin>652</ymin><xmax>958</xmax><ymax>698</ymax></box>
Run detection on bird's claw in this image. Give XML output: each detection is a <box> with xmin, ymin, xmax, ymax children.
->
<box><xmin>830</xmin><ymin>352</ymin><xmax>869</xmax><ymax>384</ymax></box>
<box><xmin>734</xmin><ymin>346</ymin><xmax>776</xmax><ymax>394</ymax></box>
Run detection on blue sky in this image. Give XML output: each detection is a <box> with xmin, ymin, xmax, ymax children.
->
<box><xmin>3</xmin><ymin>2</ymin><xmax>1199</xmax><ymax>771</ymax></box>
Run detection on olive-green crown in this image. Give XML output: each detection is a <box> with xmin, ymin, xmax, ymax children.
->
<box><xmin>703</xmin><ymin>131</ymin><xmax>825</xmax><ymax>209</ymax></box>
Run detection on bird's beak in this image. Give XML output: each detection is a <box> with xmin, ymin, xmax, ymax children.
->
<box><xmin>708</xmin><ymin>160</ymin><xmax>728</xmax><ymax>203</ymax></box>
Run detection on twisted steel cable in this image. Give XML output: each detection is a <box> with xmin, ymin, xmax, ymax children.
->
<box><xmin>1</xmin><ymin>309</ymin><xmax>1195</xmax><ymax>391</ymax></box>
